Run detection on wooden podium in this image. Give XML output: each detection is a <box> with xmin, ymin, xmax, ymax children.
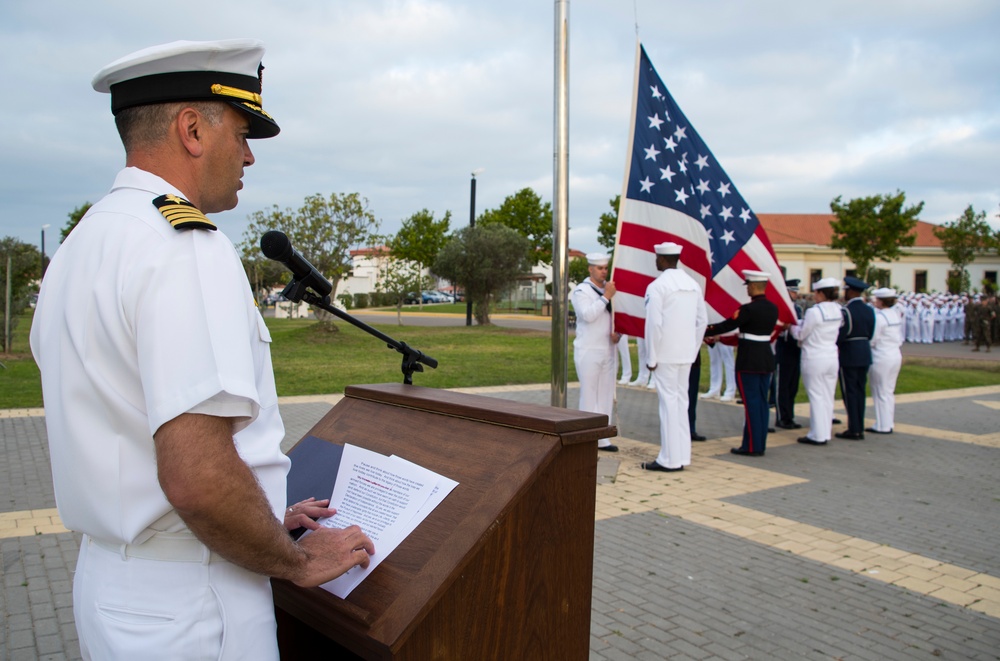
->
<box><xmin>273</xmin><ymin>383</ymin><xmax>615</xmax><ymax>660</ymax></box>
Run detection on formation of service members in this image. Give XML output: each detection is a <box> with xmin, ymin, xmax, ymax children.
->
<box><xmin>574</xmin><ymin>242</ymin><xmax>992</xmax><ymax>468</ymax></box>
<box><xmin>897</xmin><ymin>291</ymin><xmax>1000</xmax><ymax>348</ymax></box>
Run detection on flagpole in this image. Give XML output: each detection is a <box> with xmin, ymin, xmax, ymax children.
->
<box><xmin>551</xmin><ymin>0</ymin><xmax>570</xmax><ymax>408</ymax></box>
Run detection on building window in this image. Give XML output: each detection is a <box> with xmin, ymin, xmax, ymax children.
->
<box><xmin>845</xmin><ymin>269</ymin><xmax>857</xmax><ymax>279</ymax></box>
<box><xmin>914</xmin><ymin>271</ymin><xmax>927</xmax><ymax>293</ymax></box>
<box><xmin>870</xmin><ymin>268</ymin><xmax>891</xmax><ymax>288</ymax></box>
<box><xmin>809</xmin><ymin>269</ymin><xmax>823</xmax><ymax>285</ymax></box>
<box><xmin>985</xmin><ymin>271</ymin><xmax>998</xmax><ymax>286</ymax></box>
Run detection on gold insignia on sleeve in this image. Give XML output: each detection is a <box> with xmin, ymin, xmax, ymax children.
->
<box><xmin>152</xmin><ymin>194</ymin><xmax>217</xmax><ymax>231</ymax></box>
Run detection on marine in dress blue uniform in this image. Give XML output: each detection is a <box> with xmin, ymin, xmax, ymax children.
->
<box><xmin>704</xmin><ymin>270</ymin><xmax>779</xmax><ymax>456</ymax></box>
<box><xmin>836</xmin><ymin>276</ymin><xmax>876</xmax><ymax>440</ymax></box>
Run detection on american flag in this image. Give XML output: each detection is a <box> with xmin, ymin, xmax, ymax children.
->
<box><xmin>612</xmin><ymin>43</ymin><xmax>796</xmax><ymax>337</ymax></box>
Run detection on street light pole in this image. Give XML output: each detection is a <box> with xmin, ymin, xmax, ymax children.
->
<box><xmin>466</xmin><ymin>169</ymin><xmax>484</xmax><ymax>327</ymax></box>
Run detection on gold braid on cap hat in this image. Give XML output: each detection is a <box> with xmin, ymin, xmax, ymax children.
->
<box><xmin>211</xmin><ymin>84</ymin><xmax>263</xmax><ymax>106</ymax></box>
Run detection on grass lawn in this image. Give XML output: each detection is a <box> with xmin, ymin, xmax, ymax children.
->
<box><xmin>267</xmin><ymin>319</ymin><xmax>558</xmax><ymax>395</ymax></box>
<box><xmin>3</xmin><ymin>312</ymin><xmax>999</xmax><ymax>409</ymax></box>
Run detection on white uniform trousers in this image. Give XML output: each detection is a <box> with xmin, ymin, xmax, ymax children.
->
<box><xmin>616</xmin><ymin>334</ymin><xmax>632</xmax><ymax>382</ymax></box>
<box><xmin>706</xmin><ymin>343</ymin><xmax>736</xmax><ymax>398</ymax></box>
<box><xmin>630</xmin><ymin>337</ymin><xmax>652</xmax><ymax>386</ymax></box>
<box><xmin>575</xmin><ymin>346</ymin><xmax>616</xmax><ymax>447</ymax></box>
<box><xmin>652</xmin><ymin>363</ymin><xmax>692</xmax><ymax>468</ymax></box>
<box><xmin>921</xmin><ymin>316</ymin><xmax>934</xmax><ymax>343</ymax></box>
<box><xmin>801</xmin><ymin>354</ymin><xmax>838</xmax><ymax>442</ymax></box>
<box><xmin>869</xmin><ymin>352</ymin><xmax>901</xmax><ymax>432</ymax></box>
<box><xmin>75</xmin><ymin>534</ymin><xmax>279</xmax><ymax>661</ymax></box>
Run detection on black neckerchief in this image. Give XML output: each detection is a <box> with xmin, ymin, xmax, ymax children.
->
<box><xmin>587</xmin><ymin>280</ymin><xmax>612</xmax><ymax>313</ymax></box>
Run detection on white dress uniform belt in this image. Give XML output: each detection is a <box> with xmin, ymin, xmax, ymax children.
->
<box><xmin>89</xmin><ymin>531</ymin><xmax>221</xmax><ymax>564</ymax></box>
<box><xmin>739</xmin><ymin>332</ymin><xmax>772</xmax><ymax>342</ymax></box>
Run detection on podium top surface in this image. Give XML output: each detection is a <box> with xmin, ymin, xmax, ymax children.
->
<box><xmin>345</xmin><ymin>383</ymin><xmax>610</xmax><ymax>439</ymax></box>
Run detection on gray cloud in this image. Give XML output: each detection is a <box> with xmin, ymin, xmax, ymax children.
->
<box><xmin>2</xmin><ymin>0</ymin><xmax>998</xmax><ymax>257</ymax></box>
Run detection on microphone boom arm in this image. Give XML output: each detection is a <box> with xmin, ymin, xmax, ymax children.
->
<box><xmin>280</xmin><ymin>279</ymin><xmax>438</xmax><ymax>385</ymax></box>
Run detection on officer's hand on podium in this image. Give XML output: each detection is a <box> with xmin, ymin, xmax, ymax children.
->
<box><xmin>293</xmin><ymin>525</ymin><xmax>375</xmax><ymax>588</ymax></box>
<box><xmin>284</xmin><ymin>497</ymin><xmax>336</xmax><ymax>531</ymax></box>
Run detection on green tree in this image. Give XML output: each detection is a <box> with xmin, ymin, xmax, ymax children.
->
<box><xmin>478</xmin><ymin>188</ymin><xmax>553</xmax><ymax>265</ymax></box>
<box><xmin>377</xmin><ymin>259</ymin><xmax>424</xmax><ymax>325</ymax></box>
<box><xmin>933</xmin><ymin>205</ymin><xmax>994</xmax><ymax>293</ymax></box>
<box><xmin>568</xmin><ymin>255</ymin><xmax>591</xmax><ymax>286</ymax></box>
<box><xmin>239</xmin><ymin>192</ymin><xmax>381</xmax><ymax>310</ymax></box>
<box><xmin>61</xmin><ymin>202</ymin><xmax>92</xmax><ymax>243</ymax></box>
<box><xmin>1</xmin><ymin>237</ymin><xmax>41</xmax><ymax>353</ymax></box>
<box><xmin>433</xmin><ymin>224</ymin><xmax>531</xmax><ymax>325</ymax></box>
<box><xmin>597</xmin><ymin>195</ymin><xmax>621</xmax><ymax>253</ymax></box>
<box><xmin>390</xmin><ymin>209</ymin><xmax>451</xmax><ymax>309</ymax></box>
<box><xmin>829</xmin><ymin>190</ymin><xmax>923</xmax><ymax>283</ymax></box>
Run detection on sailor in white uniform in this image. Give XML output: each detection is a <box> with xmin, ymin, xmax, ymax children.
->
<box><xmin>867</xmin><ymin>288</ymin><xmax>904</xmax><ymax>434</ymax></box>
<box><xmin>571</xmin><ymin>252</ymin><xmax>620</xmax><ymax>451</ymax></box>
<box><xmin>790</xmin><ymin>278</ymin><xmax>843</xmax><ymax>445</ymax></box>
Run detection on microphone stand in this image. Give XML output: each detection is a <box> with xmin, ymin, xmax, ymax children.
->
<box><xmin>280</xmin><ymin>278</ymin><xmax>437</xmax><ymax>385</ymax></box>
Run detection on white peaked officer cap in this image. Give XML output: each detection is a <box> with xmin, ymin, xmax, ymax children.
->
<box><xmin>872</xmin><ymin>287</ymin><xmax>897</xmax><ymax>299</ymax></box>
<box><xmin>586</xmin><ymin>252</ymin><xmax>610</xmax><ymax>266</ymax></box>
<box><xmin>92</xmin><ymin>39</ymin><xmax>280</xmax><ymax>139</ymax></box>
<box><xmin>742</xmin><ymin>270</ymin><xmax>769</xmax><ymax>284</ymax></box>
<box><xmin>812</xmin><ymin>277</ymin><xmax>841</xmax><ymax>291</ymax></box>
<box><xmin>653</xmin><ymin>242</ymin><xmax>682</xmax><ymax>255</ymax></box>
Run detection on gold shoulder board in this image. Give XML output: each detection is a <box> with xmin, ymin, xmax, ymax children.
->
<box><xmin>153</xmin><ymin>194</ymin><xmax>217</xmax><ymax>231</ymax></box>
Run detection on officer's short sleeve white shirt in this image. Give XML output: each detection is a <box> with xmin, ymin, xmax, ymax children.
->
<box><xmin>31</xmin><ymin>167</ymin><xmax>288</xmax><ymax>544</ymax></box>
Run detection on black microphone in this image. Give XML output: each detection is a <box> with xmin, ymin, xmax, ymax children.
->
<box><xmin>260</xmin><ymin>231</ymin><xmax>333</xmax><ymax>298</ymax></box>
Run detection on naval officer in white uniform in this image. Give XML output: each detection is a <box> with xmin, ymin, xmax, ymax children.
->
<box><xmin>30</xmin><ymin>39</ymin><xmax>374</xmax><ymax>660</ymax></box>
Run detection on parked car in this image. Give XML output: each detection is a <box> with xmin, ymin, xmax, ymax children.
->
<box><xmin>265</xmin><ymin>293</ymin><xmax>287</xmax><ymax>305</ymax></box>
<box><xmin>405</xmin><ymin>291</ymin><xmax>447</xmax><ymax>304</ymax></box>
<box><xmin>436</xmin><ymin>290</ymin><xmax>456</xmax><ymax>303</ymax></box>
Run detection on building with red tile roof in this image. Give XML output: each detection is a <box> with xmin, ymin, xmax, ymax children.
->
<box><xmin>758</xmin><ymin>213</ymin><xmax>999</xmax><ymax>293</ymax></box>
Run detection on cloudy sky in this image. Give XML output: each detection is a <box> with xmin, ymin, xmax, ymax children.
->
<box><xmin>2</xmin><ymin>0</ymin><xmax>998</xmax><ymax>259</ymax></box>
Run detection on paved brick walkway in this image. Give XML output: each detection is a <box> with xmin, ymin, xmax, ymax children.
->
<box><xmin>3</xmin><ymin>380</ymin><xmax>999</xmax><ymax>659</ymax></box>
